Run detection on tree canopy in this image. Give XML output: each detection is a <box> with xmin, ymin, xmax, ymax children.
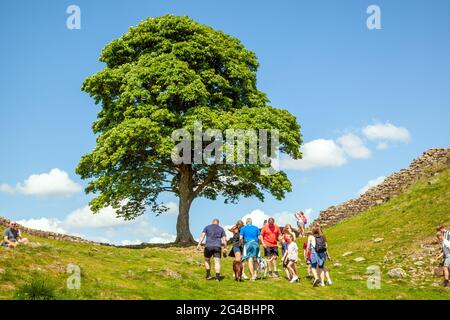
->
<box><xmin>76</xmin><ymin>15</ymin><xmax>302</xmax><ymax>244</ymax></box>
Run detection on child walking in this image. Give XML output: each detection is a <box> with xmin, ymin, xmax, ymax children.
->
<box><xmin>282</xmin><ymin>234</ymin><xmax>299</xmax><ymax>283</ymax></box>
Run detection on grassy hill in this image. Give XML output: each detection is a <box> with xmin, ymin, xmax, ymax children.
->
<box><xmin>1</xmin><ymin>167</ymin><xmax>449</xmax><ymax>300</ymax></box>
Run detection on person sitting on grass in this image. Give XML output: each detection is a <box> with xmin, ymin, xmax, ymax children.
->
<box><xmin>240</xmin><ymin>218</ymin><xmax>262</xmax><ymax>281</ymax></box>
<box><xmin>437</xmin><ymin>225</ymin><xmax>450</xmax><ymax>242</ymax></box>
<box><xmin>197</xmin><ymin>218</ymin><xmax>227</xmax><ymax>281</ymax></box>
<box><xmin>436</xmin><ymin>231</ymin><xmax>450</xmax><ymax>288</ymax></box>
<box><xmin>2</xmin><ymin>222</ymin><xmax>28</xmax><ymax>248</ymax></box>
<box><xmin>282</xmin><ymin>234</ymin><xmax>299</xmax><ymax>283</ymax></box>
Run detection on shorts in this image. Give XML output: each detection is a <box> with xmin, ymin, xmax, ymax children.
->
<box><xmin>289</xmin><ymin>259</ymin><xmax>298</xmax><ymax>263</ymax></box>
<box><xmin>311</xmin><ymin>250</ymin><xmax>327</xmax><ymax>269</ymax></box>
<box><xmin>281</xmin><ymin>242</ymin><xmax>287</xmax><ymax>256</ymax></box>
<box><xmin>242</xmin><ymin>241</ymin><xmax>260</xmax><ymax>261</ymax></box>
<box><xmin>204</xmin><ymin>246</ymin><xmax>222</xmax><ymax>258</ymax></box>
<box><xmin>232</xmin><ymin>246</ymin><xmax>242</xmax><ymax>254</ymax></box>
<box><xmin>444</xmin><ymin>257</ymin><xmax>450</xmax><ymax>268</ymax></box>
<box><xmin>297</xmin><ymin>221</ymin><xmax>305</xmax><ymax>228</ymax></box>
<box><xmin>264</xmin><ymin>246</ymin><xmax>279</xmax><ymax>257</ymax></box>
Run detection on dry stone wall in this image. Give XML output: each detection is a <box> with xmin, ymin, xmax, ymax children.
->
<box><xmin>0</xmin><ymin>217</ymin><xmax>106</xmax><ymax>245</ymax></box>
<box><xmin>314</xmin><ymin>148</ymin><xmax>450</xmax><ymax>228</ymax></box>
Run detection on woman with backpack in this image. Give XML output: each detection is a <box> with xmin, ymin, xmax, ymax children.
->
<box><xmin>307</xmin><ymin>226</ymin><xmax>332</xmax><ymax>287</ymax></box>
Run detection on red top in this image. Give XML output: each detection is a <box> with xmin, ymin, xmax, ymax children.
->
<box><xmin>261</xmin><ymin>224</ymin><xmax>281</xmax><ymax>247</ymax></box>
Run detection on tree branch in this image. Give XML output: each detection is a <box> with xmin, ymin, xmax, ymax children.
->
<box><xmin>192</xmin><ymin>166</ymin><xmax>218</xmax><ymax>198</ymax></box>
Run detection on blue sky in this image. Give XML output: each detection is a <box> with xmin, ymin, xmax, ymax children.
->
<box><xmin>0</xmin><ymin>0</ymin><xmax>449</xmax><ymax>244</ymax></box>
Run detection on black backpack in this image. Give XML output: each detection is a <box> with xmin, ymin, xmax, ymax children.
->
<box><xmin>315</xmin><ymin>235</ymin><xmax>327</xmax><ymax>253</ymax></box>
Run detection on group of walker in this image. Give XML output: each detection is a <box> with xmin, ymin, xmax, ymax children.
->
<box><xmin>196</xmin><ymin>212</ymin><xmax>333</xmax><ymax>287</ymax></box>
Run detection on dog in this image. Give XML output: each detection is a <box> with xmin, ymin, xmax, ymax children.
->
<box><xmin>257</xmin><ymin>257</ymin><xmax>274</xmax><ymax>280</ymax></box>
<box><xmin>233</xmin><ymin>260</ymin><xmax>244</xmax><ymax>282</ymax></box>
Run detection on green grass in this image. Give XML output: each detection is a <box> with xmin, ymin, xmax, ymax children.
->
<box><xmin>0</xmin><ymin>168</ymin><xmax>449</xmax><ymax>300</ymax></box>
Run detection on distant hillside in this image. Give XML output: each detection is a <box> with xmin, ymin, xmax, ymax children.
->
<box><xmin>0</xmin><ymin>156</ymin><xmax>449</xmax><ymax>299</ymax></box>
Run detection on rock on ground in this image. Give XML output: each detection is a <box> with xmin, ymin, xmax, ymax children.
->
<box><xmin>388</xmin><ymin>268</ymin><xmax>407</xmax><ymax>278</ymax></box>
<box><xmin>160</xmin><ymin>269</ymin><xmax>182</xmax><ymax>279</ymax></box>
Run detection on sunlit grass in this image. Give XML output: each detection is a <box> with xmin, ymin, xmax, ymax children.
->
<box><xmin>0</xmin><ymin>168</ymin><xmax>449</xmax><ymax>300</ymax></box>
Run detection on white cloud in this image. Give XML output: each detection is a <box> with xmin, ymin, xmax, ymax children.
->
<box><xmin>280</xmin><ymin>123</ymin><xmax>410</xmax><ymax>172</ymax></box>
<box><xmin>159</xmin><ymin>201</ymin><xmax>178</xmax><ymax>215</ymax></box>
<box><xmin>84</xmin><ymin>235</ymin><xmax>111</xmax><ymax>243</ymax></box>
<box><xmin>358</xmin><ymin>176</ymin><xmax>386</xmax><ymax>195</ymax></box>
<box><xmin>120</xmin><ymin>233</ymin><xmax>176</xmax><ymax>245</ymax></box>
<box><xmin>362</xmin><ymin>123</ymin><xmax>411</xmax><ymax>142</ymax></box>
<box><xmin>120</xmin><ymin>239</ymin><xmax>143</xmax><ymax>246</ymax></box>
<box><xmin>337</xmin><ymin>133</ymin><xmax>372</xmax><ymax>159</ymax></box>
<box><xmin>16</xmin><ymin>218</ymin><xmax>67</xmax><ymax>234</ymax></box>
<box><xmin>0</xmin><ymin>184</ymin><xmax>15</xmax><ymax>193</ymax></box>
<box><xmin>0</xmin><ymin>168</ymin><xmax>82</xmax><ymax>197</ymax></box>
<box><xmin>303</xmin><ymin>208</ymin><xmax>315</xmax><ymax>222</ymax></box>
<box><xmin>272</xmin><ymin>211</ymin><xmax>297</xmax><ymax>227</ymax></box>
<box><xmin>241</xmin><ymin>209</ymin><xmax>270</xmax><ymax>229</ymax></box>
<box><xmin>15</xmin><ymin>209</ymin><xmax>176</xmax><ymax>245</ymax></box>
<box><xmin>280</xmin><ymin>139</ymin><xmax>347</xmax><ymax>171</ymax></box>
<box><xmin>272</xmin><ymin>208</ymin><xmax>315</xmax><ymax>226</ymax></box>
<box><xmin>376</xmin><ymin>142</ymin><xmax>389</xmax><ymax>150</ymax></box>
<box><xmin>64</xmin><ymin>205</ymin><xmax>133</xmax><ymax>229</ymax></box>
<box><xmin>148</xmin><ymin>233</ymin><xmax>176</xmax><ymax>244</ymax></box>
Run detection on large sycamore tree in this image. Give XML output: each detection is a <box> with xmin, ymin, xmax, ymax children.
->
<box><xmin>77</xmin><ymin>15</ymin><xmax>302</xmax><ymax>245</ymax></box>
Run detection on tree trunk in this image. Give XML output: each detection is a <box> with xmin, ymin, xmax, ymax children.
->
<box><xmin>175</xmin><ymin>165</ymin><xmax>196</xmax><ymax>246</ymax></box>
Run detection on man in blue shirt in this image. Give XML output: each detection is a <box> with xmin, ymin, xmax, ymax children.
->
<box><xmin>240</xmin><ymin>218</ymin><xmax>262</xmax><ymax>281</ymax></box>
<box><xmin>197</xmin><ymin>218</ymin><xmax>227</xmax><ymax>281</ymax></box>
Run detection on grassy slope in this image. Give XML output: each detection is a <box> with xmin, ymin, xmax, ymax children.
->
<box><xmin>0</xmin><ymin>168</ymin><xmax>449</xmax><ymax>300</ymax></box>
